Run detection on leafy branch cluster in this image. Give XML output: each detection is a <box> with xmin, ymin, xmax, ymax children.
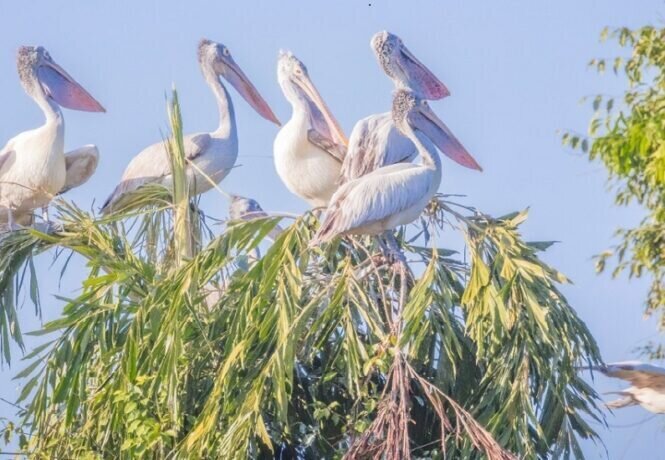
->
<box><xmin>564</xmin><ymin>26</ymin><xmax>665</xmax><ymax>331</ymax></box>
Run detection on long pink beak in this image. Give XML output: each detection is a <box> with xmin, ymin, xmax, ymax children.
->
<box><xmin>411</xmin><ymin>106</ymin><xmax>482</xmax><ymax>171</ymax></box>
<box><xmin>37</xmin><ymin>60</ymin><xmax>105</xmax><ymax>112</ymax></box>
<box><xmin>398</xmin><ymin>45</ymin><xmax>450</xmax><ymax>100</ymax></box>
<box><xmin>224</xmin><ymin>59</ymin><xmax>281</xmax><ymax>126</ymax></box>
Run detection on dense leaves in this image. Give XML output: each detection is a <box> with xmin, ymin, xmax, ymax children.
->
<box><xmin>564</xmin><ymin>26</ymin><xmax>665</xmax><ymax>334</ymax></box>
<box><xmin>0</xmin><ymin>92</ymin><xmax>605</xmax><ymax>458</ymax></box>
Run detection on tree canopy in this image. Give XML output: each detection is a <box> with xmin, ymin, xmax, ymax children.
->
<box><xmin>564</xmin><ymin>26</ymin><xmax>665</xmax><ymax>349</ymax></box>
<box><xmin>0</xmin><ymin>91</ymin><xmax>606</xmax><ymax>459</ymax></box>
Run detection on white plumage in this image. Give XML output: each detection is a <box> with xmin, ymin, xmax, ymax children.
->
<box><xmin>342</xmin><ymin>113</ymin><xmax>417</xmax><ymax>181</ymax></box>
<box><xmin>273</xmin><ymin>51</ymin><xmax>347</xmax><ymax>207</ymax></box>
<box><xmin>60</xmin><ymin>144</ymin><xmax>100</xmax><ymax>194</ymax></box>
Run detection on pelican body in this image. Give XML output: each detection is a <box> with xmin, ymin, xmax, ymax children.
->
<box><xmin>590</xmin><ymin>361</ymin><xmax>665</xmax><ymax>414</ymax></box>
<box><xmin>342</xmin><ymin>31</ymin><xmax>481</xmax><ymax>182</ymax></box>
<box><xmin>273</xmin><ymin>51</ymin><xmax>347</xmax><ymax>207</ymax></box>
<box><xmin>313</xmin><ymin>90</ymin><xmax>480</xmax><ymax>244</ymax></box>
<box><xmin>101</xmin><ymin>39</ymin><xmax>280</xmax><ymax>213</ymax></box>
<box><xmin>0</xmin><ymin>46</ymin><xmax>104</xmax><ymax>227</ymax></box>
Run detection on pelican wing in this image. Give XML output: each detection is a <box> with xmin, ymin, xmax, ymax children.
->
<box><xmin>601</xmin><ymin>362</ymin><xmax>665</xmax><ymax>389</ymax></box>
<box><xmin>101</xmin><ymin>133</ymin><xmax>211</xmax><ymax>212</ymax></box>
<box><xmin>308</xmin><ymin>129</ymin><xmax>346</xmax><ymax>162</ymax></box>
<box><xmin>314</xmin><ymin>163</ymin><xmax>432</xmax><ymax>243</ymax></box>
<box><xmin>0</xmin><ymin>150</ymin><xmax>12</xmax><ymax>174</ymax></box>
<box><xmin>59</xmin><ymin>145</ymin><xmax>100</xmax><ymax>194</ymax></box>
<box><xmin>342</xmin><ymin>113</ymin><xmax>417</xmax><ymax>181</ymax></box>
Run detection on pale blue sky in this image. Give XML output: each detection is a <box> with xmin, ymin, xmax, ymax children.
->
<box><xmin>0</xmin><ymin>1</ymin><xmax>663</xmax><ymax>457</ymax></box>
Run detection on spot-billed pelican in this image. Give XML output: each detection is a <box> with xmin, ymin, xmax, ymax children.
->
<box><xmin>101</xmin><ymin>39</ymin><xmax>280</xmax><ymax>213</ymax></box>
<box><xmin>342</xmin><ymin>31</ymin><xmax>481</xmax><ymax>182</ymax></box>
<box><xmin>273</xmin><ymin>51</ymin><xmax>347</xmax><ymax>207</ymax></box>
<box><xmin>584</xmin><ymin>361</ymin><xmax>665</xmax><ymax>414</ymax></box>
<box><xmin>0</xmin><ymin>46</ymin><xmax>105</xmax><ymax>229</ymax></box>
<box><xmin>312</xmin><ymin>89</ymin><xmax>480</xmax><ymax>246</ymax></box>
<box><xmin>229</xmin><ymin>194</ymin><xmax>283</xmax><ymax>241</ymax></box>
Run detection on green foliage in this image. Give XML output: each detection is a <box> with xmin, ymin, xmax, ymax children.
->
<box><xmin>0</xmin><ymin>92</ymin><xmax>606</xmax><ymax>459</ymax></box>
<box><xmin>564</xmin><ymin>26</ymin><xmax>665</xmax><ymax>332</ymax></box>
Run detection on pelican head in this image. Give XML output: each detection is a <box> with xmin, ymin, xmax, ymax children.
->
<box><xmin>392</xmin><ymin>89</ymin><xmax>481</xmax><ymax>170</ymax></box>
<box><xmin>371</xmin><ymin>31</ymin><xmax>449</xmax><ymax>100</ymax></box>
<box><xmin>198</xmin><ymin>39</ymin><xmax>280</xmax><ymax>125</ymax></box>
<box><xmin>17</xmin><ymin>45</ymin><xmax>105</xmax><ymax>112</ymax></box>
<box><xmin>277</xmin><ymin>50</ymin><xmax>347</xmax><ymax>145</ymax></box>
<box><xmin>229</xmin><ymin>194</ymin><xmax>264</xmax><ymax>220</ymax></box>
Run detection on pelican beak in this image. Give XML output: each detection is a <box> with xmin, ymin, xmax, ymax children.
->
<box><xmin>411</xmin><ymin>103</ymin><xmax>482</xmax><ymax>171</ymax></box>
<box><xmin>222</xmin><ymin>57</ymin><xmax>281</xmax><ymax>126</ymax></box>
<box><xmin>37</xmin><ymin>59</ymin><xmax>105</xmax><ymax>112</ymax></box>
<box><xmin>295</xmin><ymin>73</ymin><xmax>348</xmax><ymax>146</ymax></box>
<box><xmin>397</xmin><ymin>44</ymin><xmax>450</xmax><ymax>100</ymax></box>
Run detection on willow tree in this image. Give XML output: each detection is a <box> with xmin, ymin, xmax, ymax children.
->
<box><xmin>0</xmin><ymin>90</ymin><xmax>603</xmax><ymax>459</ymax></box>
<box><xmin>564</xmin><ymin>26</ymin><xmax>665</xmax><ymax>355</ymax></box>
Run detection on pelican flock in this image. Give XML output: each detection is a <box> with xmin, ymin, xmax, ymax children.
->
<box><xmin>0</xmin><ymin>32</ymin><xmax>480</xmax><ymax>242</ymax></box>
<box><xmin>101</xmin><ymin>39</ymin><xmax>280</xmax><ymax>213</ymax></box>
<box><xmin>0</xmin><ymin>46</ymin><xmax>104</xmax><ymax>229</ymax></box>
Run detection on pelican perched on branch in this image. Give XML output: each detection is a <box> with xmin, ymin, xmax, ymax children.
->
<box><xmin>101</xmin><ymin>39</ymin><xmax>280</xmax><ymax>213</ymax></box>
<box><xmin>585</xmin><ymin>361</ymin><xmax>665</xmax><ymax>414</ymax></box>
<box><xmin>312</xmin><ymin>89</ymin><xmax>480</xmax><ymax>247</ymax></box>
<box><xmin>0</xmin><ymin>46</ymin><xmax>105</xmax><ymax>229</ymax></box>
<box><xmin>273</xmin><ymin>51</ymin><xmax>347</xmax><ymax>207</ymax></box>
<box><xmin>342</xmin><ymin>31</ymin><xmax>481</xmax><ymax>182</ymax></box>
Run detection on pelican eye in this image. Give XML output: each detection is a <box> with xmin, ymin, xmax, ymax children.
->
<box><xmin>222</xmin><ymin>47</ymin><xmax>230</xmax><ymax>57</ymax></box>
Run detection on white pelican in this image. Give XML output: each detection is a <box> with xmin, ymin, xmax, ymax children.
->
<box><xmin>312</xmin><ymin>89</ymin><xmax>480</xmax><ymax>246</ymax></box>
<box><xmin>0</xmin><ymin>46</ymin><xmax>105</xmax><ymax>229</ymax></box>
<box><xmin>101</xmin><ymin>39</ymin><xmax>280</xmax><ymax>213</ymax></box>
<box><xmin>586</xmin><ymin>361</ymin><xmax>665</xmax><ymax>414</ymax></box>
<box><xmin>273</xmin><ymin>51</ymin><xmax>348</xmax><ymax>207</ymax></box>
<box><xmin>341</xmin><ymin>31</ymin><xmax>481</xmax><ymax>182</ymax></box>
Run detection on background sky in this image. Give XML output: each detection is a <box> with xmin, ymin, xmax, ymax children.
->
<box><xmin>0</xmin><ymin>0</ymin><xmax>663</xmax><ymax>457</ymax></box>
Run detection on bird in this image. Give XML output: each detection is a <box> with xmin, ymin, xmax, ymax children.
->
<box><xmin>0</xmin><ymin>46</ymin><xmax>105</xmax><ymax>230</ymax></box>
<box><xmin>228</xmin><ymin>194</ymin><xmax>283</xmax><ymax>241</ymax></box>
<box><xmin>312</xmin><ymin>89</ymin><xmax>480</xmax><ymax>249</ymax></box>
<box><xmin>273</xmin><ymin>51</ymin><xmax>348</xmax><ymax>207</ymax></box>
<box><xmin>585</xmin><ymin>361</ymin><xmax>665</xmax><ymax>414</ymax></box>
<box><xmin>341</xmin><ymin>31</ymin><xmax>481</xmax><ymax>182</ymax></box>
<box><xmin>101</xmin><ymin>39</ymin><xmax>280</xmax><ymax>214</ymax></box>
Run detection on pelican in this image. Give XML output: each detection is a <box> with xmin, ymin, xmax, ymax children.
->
<box><xmin>101</xmin><ymin>39</ymin><xmax>280</xmax><ymax>213</ymax></box>
<box><xmin>341</xmin><ymin>31</ymin><xmax>481</xmax><ymax>182</ymax></box>
<box><xmin>229</xmin><ymin>194</ymin><xmax>283</xmax><ymax>240</ymax></box>
<box><xmin>0</xmin><ymin>46</ymin><xmax>105</xmax><ymax>229</ymax></box>
<box><xmin>273</xmin><ymin>51</ymin><xmax>348</xmax><ymax>207</ymax></box>
<box><xmin>312</xmin><ymin>89</ymin><xmax>480</xmax><ymax>247</ymax></box>
<box><xmin>584</xmin><ymin>361</ymin><xmax>665</xmax><ymax>414</ymax></box>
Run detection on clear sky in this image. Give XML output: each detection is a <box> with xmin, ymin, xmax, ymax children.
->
<box><xmin>0</xmin><ymin>0</ymin><xmax>663</xmax><ymax>457</ymax></box>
